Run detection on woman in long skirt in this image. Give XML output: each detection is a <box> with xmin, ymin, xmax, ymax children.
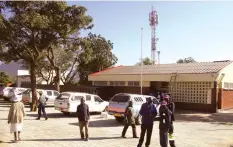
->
<box><xmin>8</xmin><ymin>90</ymin><xmax>26</xmax><ymax>142</ymax></box>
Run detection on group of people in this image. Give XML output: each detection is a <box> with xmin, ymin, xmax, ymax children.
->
<box><xmin>121</xmin><ymin>93</ymin><xmax>176</xmax><ymax>147</ymax></box>
<box><xmin>7</xmin><ymin>90</ymin><xmax>175</xmax><ymax>147</ymax></box>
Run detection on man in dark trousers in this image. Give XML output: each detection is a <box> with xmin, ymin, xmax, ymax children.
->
<box><xmin>36</xmin><ymin>91</ymin><xmax>48</xmax><ymax>120</ymax></box>
<box><xmin>76</xmin><ymin>98</ymin><xmax>90</xmax><ymax>141</ymax></box>
<box><xmin>137</xmin><ymin>98</ymin><xmax>157</xmax><ymax>147</ymax></box>
<box><xmin>164</xmin><ymin>94</ymin><xmax>176</xmax><ymax>147</ymax></box>
<box><xmin>159</xmin><ymin>100</ymin><xmax>171</xmax><ymax>147</ymax></box>
<box><xmin>121</xmin><ymin>101</ymin><xmax>138</xmax><ymax>138</ymax></box>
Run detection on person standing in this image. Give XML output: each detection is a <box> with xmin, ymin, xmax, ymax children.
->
<box><xmin>36</xmin><ymin>91</ymin><xmax>48</xmax><ymax>120</ymax></box>
<box><xmin>8</xmin><ymin>90</ymin><xmax>26</xmax><ymax>142</ymax></box>
<box><xmin>159</xmin><ymin>100</ymin><xmax>172</xmax><ymax>147</ymax></box>
<box><xmin>76</xmin><ymin>97</ymin><xmax>90</xmax><ymax>141</ymax></box>
<box><xmin>121</xmin><ymin>101</ymin><xmax>138</xmax><ymax>138</ymax></box>
<box><xmin>164</xmin><ymin>94</ymin><xmax>176</xmax><ymax>147</ymax></box>
<box><xmin>137</xmin><ymin>98</ymin><xmax>157</xmax><ymax>147</ymax></box>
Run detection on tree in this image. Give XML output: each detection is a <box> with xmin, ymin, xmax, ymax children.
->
<box><xmin>135</xmin><ymin>57</ymin><xmax>153</xmax><ymax>65</ymax></box>
<box><xmin>0</xmin><ymin>1</ymin><xmax>93</xmax><ymax>111</ymax></box>
<box><xmin>77</xmin><ymin>33</ymin><xmax>118</xmax><ymax>85</ymax></box>
<box><xmin>44</xmin><ymin>3</ymin><xmax>93</xmax><ymax>92</ymax></box>
<box><xmin>176</xmin><ymin>57</ymin><xmax>196</xmax><ymax>63</ymax></box>
<box><xmin>0</xmin><ymin>72</ymin><xmax>11</xmax><ymax>86</ymax></box>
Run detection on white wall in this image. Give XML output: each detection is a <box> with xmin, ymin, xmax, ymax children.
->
<box><xmin>17</xmin><ymin>76</ymin><xmax>31</xmax><ymax>87</ymax></box>
<box><xmin>217</xmin><ymin>62</ymin><xmax>233</xmax><ymax>88</ymax></box>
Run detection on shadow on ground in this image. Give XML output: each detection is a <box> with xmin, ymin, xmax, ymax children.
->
<box><xmin>21</xmin><ymin>136</ymin><xmax>123</xmax><ymax>142</ymax></box>
<box><xmin>175</xmin><ymin>110</ymin><xmax>233</xmax><ymax>125</ymax></box>
<box><xmin>26</xmin><ymin>112</ymin><xmax>100</xmax><ymax>119</ymax></box>
<box><xmin>69</xmin><ymin>119</ymin><xmax>122</xmax><ymax>128</ymax></box>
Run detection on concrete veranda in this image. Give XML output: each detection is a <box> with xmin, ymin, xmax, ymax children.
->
<box><xmin>0</xmin><ymin>99</ymin><xmax>233</xmax><ymax>147</ymax></box>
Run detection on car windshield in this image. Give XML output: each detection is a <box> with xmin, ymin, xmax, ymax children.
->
<box><xmin>111</xmin><ymin>95</ymin><xmax>130</xmax><ymax>102</ymax></box>
<box><xmin>22</xmin><ymin>89</ymin><xmax>31</xmax><ymax>94</ymax></box>
<box><xmin>56</xmin><ymin>93</ymin><xmax>71</xmax><ymax>100</ymax></box>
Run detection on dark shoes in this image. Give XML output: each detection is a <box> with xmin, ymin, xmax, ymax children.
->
<box><xmin>81</xmin><ymin>138</ymin><xmax>88</xmax><ymax>141</ymax></box>
<box><xmin>36</xmin><ymin>117</ymin><xmax>48</xmax><ymax>120</ymax></box>
<box><xmin>133</xmin><ymin>136</ymin><xmax>139</xmax><ymax>138</ymax></box>
<box><xmin>121</xmin><ymin>136</ymin><xmax>126</xmax><ymax>138</ymax></box>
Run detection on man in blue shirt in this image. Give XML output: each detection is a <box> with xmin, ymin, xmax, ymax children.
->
<box><xmin>137</xmin><ymin>98</ymin><xmax>157</xmax><ymax>147</ymax></box>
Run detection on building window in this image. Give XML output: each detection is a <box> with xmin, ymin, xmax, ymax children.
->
<box><xmin>93</xmin><ymin>81</ymin><xmax>108</xmax><ymax>86</ymax></box>
<box><xmin>224</xmin><ymin>82</ymin><xmax>233</xmax><ymax>90</ymax></box>
<box><xmin>128</xmin><ymin>81</ymin><xmax>140</xmax><ymax>87</ymax></box>
<box><xmin>110</xmin><ymin>81</ymin><xmax>126</xmax><ymax>86</ymax></box>
<box><xmin>128</xmin><ymin>81</ymin><xmax>134</xmax><ymax>86</ymax></box>
<box><xmin>119</xmin><ymin>81</ymin><xmax>125</xmax><ymax>86</ymax></box>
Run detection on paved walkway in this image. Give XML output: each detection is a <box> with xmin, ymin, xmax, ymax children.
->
<box><xmin>0</xmin><ymin>100</ymin><xmax>233</xmax><ymax>147</ymax></box>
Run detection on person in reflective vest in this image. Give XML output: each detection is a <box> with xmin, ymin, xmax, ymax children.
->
<box><xmin>164</xmin><ymin>94</ymin><xmax>176</xmax><ymax>147</ymax></box>
<box><xmin>121</xmin><ymin>101</ymin><xmax>138</xmax><ymax>138</ymax></box>
<box><xmin>159</xmin><ymin>100</ymin><xmax>171</xmax><ymax>147</ymax></box>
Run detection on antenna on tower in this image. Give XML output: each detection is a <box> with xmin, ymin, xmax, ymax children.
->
<box><xmin>149</xmin><ymin>5</ymin><xmax>158</xmax><ymax>65</ymax></box>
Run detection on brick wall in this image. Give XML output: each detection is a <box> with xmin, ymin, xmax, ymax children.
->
<box><xmin>175</xmin><ymin>102</ymin><xmax>216</xmax><ymax>113</ymax></box>
<box><xmin>221</xmin><ymin>89</ymin><xmax>233</xmax><ymax>109</ymax></box>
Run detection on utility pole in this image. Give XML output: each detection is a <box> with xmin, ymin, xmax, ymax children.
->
<box><xmin>140</xmin><ymin>28</ymin><xmax>143</xmax><ymax>95</ymax></box>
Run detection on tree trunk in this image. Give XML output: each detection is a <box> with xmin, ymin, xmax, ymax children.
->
<box><xmin>54</xmin><ymin>67</ymin><xmax>60</xmax><ymax>92</ymax></box>
<box><xmin>30</xmin><ymin>64</ymin><xmax>38</xmax><ymax>112</ymax></box>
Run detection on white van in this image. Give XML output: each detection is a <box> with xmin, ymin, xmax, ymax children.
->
<box><xmin>108</xmin><ymin>93</ymin><xmax>160</xmax><ymax>125</ymax></box>
<box><xmin>54</xmin><ymin>92</ymin><xmax>109</xmax><ymax>115</ymax></box>
<box><xmin>22</xmin><ymin>89</ymin><xmax>60</xmax><ymax>106</ymax></box>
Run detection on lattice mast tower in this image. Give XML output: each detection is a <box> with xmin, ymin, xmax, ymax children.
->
<box><xmin>149</xmin><ymin>6</ymin><xmax>158</xmax><ymax>65</ymax></box>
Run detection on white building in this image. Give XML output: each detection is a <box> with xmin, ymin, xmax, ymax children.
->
<box><xmin>0</xmin><ymin>61</ymin><xmax>65</xmax><ymax>87</ymax></box>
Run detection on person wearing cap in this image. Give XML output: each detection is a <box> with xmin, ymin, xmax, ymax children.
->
<box><xmin>164</xmin><ymin>94</ymin><xmax>176</xmax><ymax>147</ymax></box>
<box><xmin>76</xmin><ymin>97</ymin><xmax>90</xmax><ymax>141</ymax></box>
<box><xmin>137</xmin><ymin>98</ymin><xmax>157</xmax><ymax>147</ymax></box>
<box><xmin>159</xmin><ymin>100</ymin><xmax>172</xmax><ymax>147</ymax></box>
<box><xmin>121</xmin><ymin>101</ymin><xmax>138</xmax><ymax>138</ymax></box>
<box><xmin>36</xmin><ymin>91</ymin><xmax>48</xmax><ymax>120</ymax></box>
<box><xmin>7</xmin><ymin>90</ymin><xmax>26</xmax><ymax>142</ymax></box>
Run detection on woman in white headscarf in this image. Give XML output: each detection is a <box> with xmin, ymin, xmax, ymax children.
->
<box><xmin>7</xmin><ymin>89</ymin><xmax>26</xmax><ymax>142</ymax></box>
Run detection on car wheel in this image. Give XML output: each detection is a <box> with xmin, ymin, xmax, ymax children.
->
<box><xmin>135</xmin><ymin>115</ymin><xmax>142</xmax><ymax>125</ymax></box>
<box><xmin>115</xmin><ymin>116</ymin><xmax>124</xmax><ymax>123</ymax></box>
<box><xmin>3</xmin><ymin>97</ymin><xmax>8</xmax><ymax>101</ymax></box>
<box><xmin>62</xmin><ymin>112</ymin><xmax>71</xmax><ymax>116</ymax></box>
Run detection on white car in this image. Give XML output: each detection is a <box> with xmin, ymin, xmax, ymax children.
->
<box><xmin>108</xmin><ymin>93</ymin><xmax>160</xmax><ymax>125</ymax></box>
<box><xmin>22</xmin><ymin>89</ymin><xmax>60</xmax><ymax>106</ymax></box>
<box><xmin>54</xmin><ymin>92</ymin><xmax>109</xmax><ymax>115</ymax></box>
<box><xmin>4</xmin><ymin>87</ymin><xmax>28</xmax><ymax>101</ymax></box>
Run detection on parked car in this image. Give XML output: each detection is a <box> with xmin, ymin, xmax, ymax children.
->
<box><xmin>22</xmin><ymin>89</ymin><xmax>60</xmax><ymax>106</ymax></box>
<box><xmin>54</xmin><ymin>92</ymin><xmax>109</xmax><ymax>115</ymax></box>
<box><xmin>108</xmin><ymin>93</ymin><xmax>160</xmax><ymax>125</ymax></box>
<box><xmin>3</xmin><ymin>87</ymin><xmax>28</xmax><ymax>101</ymax></box>
<box><xmin>0</xmin><ymin>85</ymin><xmax>5</xmax><ymax>99</ymax></box>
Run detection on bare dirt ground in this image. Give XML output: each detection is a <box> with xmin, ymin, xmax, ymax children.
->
<box><xmin>0</xmin><ymin>99</ymin><xmax>233</xmax><ymax>147</ymax></box>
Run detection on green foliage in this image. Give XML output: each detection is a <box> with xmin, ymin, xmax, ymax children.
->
<box><xmin>0</xmin><ymin>1</ymin><xmax>93</xmax><ymax>110</ymax></box>
<box><xmin>176</xmin><ymin>57</ymin><xmax>196</xmax><ymax>63</ymax></box>
<box><xmin>136</xmin><ymin>57</ymin><xmax>153</xmax><ymax>65</ymax></box>
<box><xmin>78</xmin><ymin>33</ymin><xmax>118</xmax><ymax>85</ymax></box>
<box><xmin>0</xmin><ymin>72</ymin><xmax>10</xmax><ymax>86</ymax></box>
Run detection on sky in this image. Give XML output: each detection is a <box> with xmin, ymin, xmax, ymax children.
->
<box><xmin>68</xmin><ymin>1</ymin><xmax>233</xmax><ymax>66</ymax></box>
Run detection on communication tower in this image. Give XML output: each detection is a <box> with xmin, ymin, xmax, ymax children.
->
<box><xmin>149</xmin><ymin>6</ymin><xmax>158</xmax><ymax>64</ymax></box>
